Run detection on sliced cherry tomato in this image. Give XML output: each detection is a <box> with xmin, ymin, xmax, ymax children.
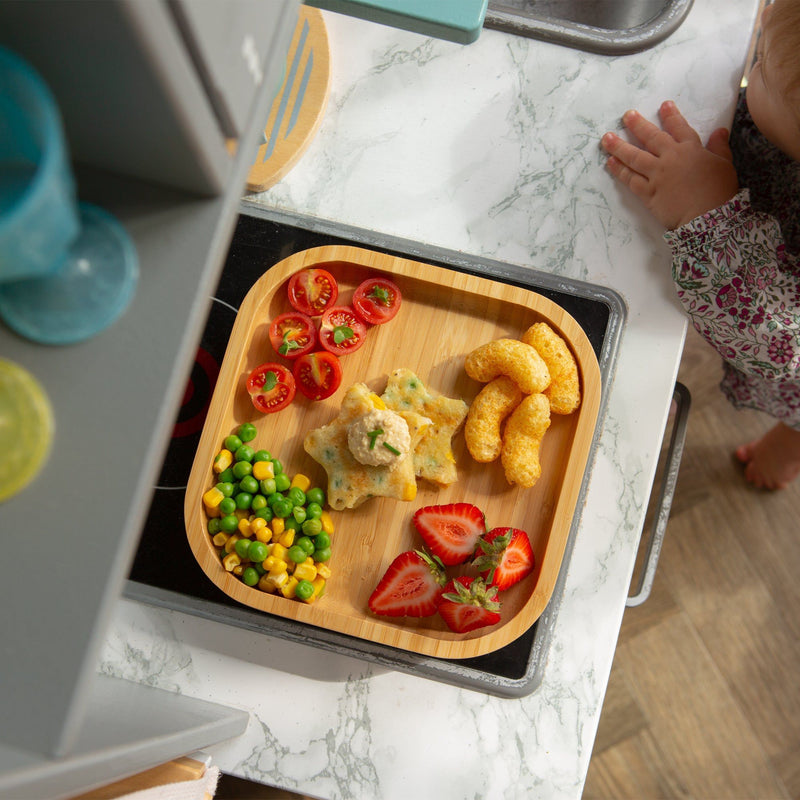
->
<box><xmin>287</xmin><ymin>268</ymin><xmax>338</xmax><ymax>316</ymax></box>
<box><xmin>268</xmin><ymin>311</ymin><xmax>316</xmax><ymax>359</ymax></box>
<box><xmin>318</xmin><ymin>306</ymin><xmax>367</xmax><ymax>356</ymax></box>
<box><xmin>352</xmin><ymin>277</ymin><xmax>402</xmax><ymax>325</ymax></box>
<box><xmin>246</xmin><ymin>363</ymin><xmax>296</xmax><ymax>413</ymax></box>
<box><xmin>293</xmin><ymin>351</ymin><xmax>342</xmax><ymax>401</ymax></box>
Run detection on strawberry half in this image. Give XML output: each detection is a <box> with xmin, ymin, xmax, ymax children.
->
<box><xmin>368</xmin><ymin>550</ymin><xmax>447</xmax><ymax>617</ymax></box>
<box><xmin>436</xmin><ymin>576</ymin><xmax>502</xmax><ymax>633</ymax></box>
<box><xmin>472</xmin><ymin>527</ymin><xmax>535</xmax><ymax>590</ymax></box>
<box><xmin>412</xmin><ymin>503</ymin><xmax>486</xmax><ymax>565</ymax></box>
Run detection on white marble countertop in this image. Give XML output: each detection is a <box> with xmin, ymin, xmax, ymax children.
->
<box><xmin>101</xmin><ymin>4</ymin><xmax>758</xmax><ymax>798</ymax></box>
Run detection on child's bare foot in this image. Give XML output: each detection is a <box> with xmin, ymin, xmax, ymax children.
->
<box><xmin>735</xmin><ymin>423</ymin><xmax>800</xmax><ymax>489</ymax></box>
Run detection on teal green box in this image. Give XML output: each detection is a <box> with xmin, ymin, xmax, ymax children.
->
<box><xmin>305</xmin><ymin>0</ymin><xmax>489</xmax><ymax>44</ymax></box>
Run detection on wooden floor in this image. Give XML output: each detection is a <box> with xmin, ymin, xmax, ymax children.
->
<box><xmin>583</xmin><ymin>325</ymin><xmax>800</xmax><ymax>800</ymax></box>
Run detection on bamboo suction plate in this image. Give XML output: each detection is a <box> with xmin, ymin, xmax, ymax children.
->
<box><xmin>185</xmin><ymin>246</ymin><xmax>602</xmax><ymax>660</ymax></box>
<box><xmin>246</xmin><ymin>6</ymin><xmax>331</xmax><ymax>192</ymax></box>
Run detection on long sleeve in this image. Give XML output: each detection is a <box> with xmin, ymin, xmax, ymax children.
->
<box><xmin>665</xmin><ymin>189</ymin><xmax>800</xmax><ymax>383</ymax></box>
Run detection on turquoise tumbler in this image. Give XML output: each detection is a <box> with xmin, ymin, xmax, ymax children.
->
<box><xmin>0</xmin><ymin>46</ymin><xmax>80</xmax><ymax>283</ymax></box>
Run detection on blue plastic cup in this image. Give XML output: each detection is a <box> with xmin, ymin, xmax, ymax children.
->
<box><xmin>0</xmin><ymin>46</ymin><xmax>80</xmax><ymax>283</ymax></box>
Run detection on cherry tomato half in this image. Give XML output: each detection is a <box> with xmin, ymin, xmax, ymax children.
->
<box><xmin>287</xmin><ymin>268</ymin><xmax>338</xmax><ymax>317</ymax></box>
<box><xmin>352</xmin><ymin>277</ymin><xmax>402</xmax><ymax>325</ymax></box>
<box><xmin>293</xmin><ymin>351</ymin><xmax>342</xmax><ymax>401</ymax></box>
<box><xmin>268</xmin><ymin>311</ymin><xmax>316</xmax><ymax>359</ymax></box>
<box><xmin>318</xmin><ymin>306</ymin><xmax>367</xmax><ymax>356</ymax></box>
<box><xmin>246</xmin><ymin>363</ymin><xmax>296</xmax><ymax>413</ymax></box>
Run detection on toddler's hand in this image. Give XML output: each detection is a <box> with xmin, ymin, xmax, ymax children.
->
<box><xmin>600</xmin><ymin>101</ymin><xmax>739</xmax><ymax>230</ymax></box>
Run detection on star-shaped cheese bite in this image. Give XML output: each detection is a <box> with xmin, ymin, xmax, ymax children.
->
<box><xmin>381</xmin><ymin>368</ymin><xmax>468</xmax><ymax>487</ymax></box>
<box><xmin>304</xmin><ymin>382</ymin><xmax>430</xmax><ymax>511</ymax></box>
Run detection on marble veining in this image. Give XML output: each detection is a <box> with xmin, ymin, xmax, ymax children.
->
<box><xmin>102</xmin><ymin>2</ymin><xmax>760</xmax><ymax>798</ymax></box>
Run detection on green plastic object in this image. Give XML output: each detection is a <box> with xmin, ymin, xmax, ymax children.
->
<box><xmin>0</xmin><ymin>359</ymin><xmax>54</xmax><ymax>503</ymax></box>
<box><xmin>304</xmin><ymin>0</ymin><xmax>488</xmax><ymax>44</ymax></box>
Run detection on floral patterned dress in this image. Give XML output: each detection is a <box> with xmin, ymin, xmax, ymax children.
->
<box><xmin>664</xmin><ymin>91</ymin><xmax>800</xmax><ymax>429</ymax></box>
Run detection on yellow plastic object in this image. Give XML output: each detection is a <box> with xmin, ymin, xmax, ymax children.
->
<box><xmin>0</xmin><ymin>359</ymin><xmax>54</xmax><ymax>503</ymax></box>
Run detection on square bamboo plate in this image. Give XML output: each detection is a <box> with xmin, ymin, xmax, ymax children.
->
<box><xmin>185</xmin><ymin>245</ymin><xmax>601</xmax><ymax>659</ymax></box>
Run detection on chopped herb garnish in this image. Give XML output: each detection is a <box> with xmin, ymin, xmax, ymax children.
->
<box><xmin>382</xmin><ymin>442</ymin><xmax>401</xmax><ymax>456</ymax></box>
<box><xmin>367</xmin><ymin>428</ymin><xmax>384</xmax><ymax>449</ymax></box>
<box><xmin>262</xmin><ymin>371</ymin><xmax>278</xmax><ymax>391</ymax></box>
<box><xmin>370</xmin><ymin>285</ymin><xmax>391</xmax><ymax>305</ymax></box>
<box><xmin>333</xmin><ymin>325</ymin><xmax>354</xmax><ymax>345</ymax></box>
<box><xmin>279</xmin><ymin>331</ymin><xmax>300</xmax><ymax>355</ymax></box>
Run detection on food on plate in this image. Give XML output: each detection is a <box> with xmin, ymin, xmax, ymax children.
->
<box><xmin>412</xmin><ymin>503</ymin><xmax>486</xmax><ymax>566</ymax></box>
<box><xmin>202</xmin><ymin>425</ymin><xmax>334</xmax><ymax>604</ymax></box>
<box><xmin>435</xmin><ymin>577</ymin><xmax>502</xmax><ymax>633</ymax></box>
<box><xmin>472</xmin><ymin>527</ymin><xmax>535</xmax><ymax>590</ymax></box>
<box><xmin>464</xmin><ymin>338</ymin><xmax>551</xmax><ymax>395</ymax></box>
<box><xmin>521</xmin><ymin>322</ymin><xmax>581</xmax><ymax>415</ymax></box>
<box><xmin>293</xmin><ymin>351</ymin><xmax>343</xmax><ymax>401</ymax></box>
<box><xmin>501</xmin><ymin>393</ymin><xmax>551</xmax><ymax>488</ymax></box>
<box><xmin>368</xmin><ymin>550</ymin><xmax>447</xmax><ymax>617</ymax></box>
<box><xmin>318</xmin><ymin>305</ymin><xmax>367</xmax><ymax>356</ymax></box>
<box><xmin>287</xmin><ymin>267</ymin><xmax>338</xmax><ymax>316</ymax></box>
<box><xmin>352</xmin><ymin>276</ymin><xmax>402</xmax><ymax>325</ymax></box>
<box><xmin>304</xmin><ymin>383</ymin><xmax>430</xmax><ymax>510</ymax></box>
<box><xmin>268</xmin><ymin>311</ymin><xmax>316</xmax><ymax>359</ymax></box>
<box><xmin>381</xmin><ymin>368</ymin><xmax>468</xmax><ymax>486</ymax></box>
<box><xmin>464</xmin><ymin>376</ymin><xmax>523</xmax><ymax>463</ymax></box>
<box><xmin>246</xmin><ymin>363</ymin><xmax>296</xmax><ymax>413</ymax></box>
<box><xmin>346</xmin><ymin>407</ymin><xmax>411</xmax><ymax>467</ymax></box>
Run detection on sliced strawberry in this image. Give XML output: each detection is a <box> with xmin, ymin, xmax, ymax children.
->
<box><xmin>412</xmin><ymin>503</ymin><xmax>486</xmax><ymax>566</ymax></box>
<box><xmin>368</xmin><ymin>550</ymin><xmax>447</xmax><ymax>617</ymax></box>
<box><xmin>436</xmin><ymin>577</ymin><xmax>502</xmax><ymax>633</ymax></box>
<box><xmin>472</xmin><ymin>527</ymin><xmax>535</xmax><ymax>590</ymax></box>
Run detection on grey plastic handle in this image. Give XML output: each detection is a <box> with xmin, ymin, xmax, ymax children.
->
<box><xmin>627</xmin><ymin>382</ymin><xmax>691</xmax><ymax>607</ymax></box>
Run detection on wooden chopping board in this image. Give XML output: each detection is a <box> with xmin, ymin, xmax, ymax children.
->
<box><xmin>246</xmin><ymin>5</ymin><xmax>331</xmax><ymax>192</ymax></box>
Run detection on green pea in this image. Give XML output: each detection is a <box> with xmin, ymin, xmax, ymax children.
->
<box><xmin>292</xmin><ymin>505</ymin><xmax>307</xmax><ymax>525</ymax></box>
<box><xmin>235</xmin><ymin>492</ymin><xmax>253</xmax><ymax>510</ymax></box>
<box><xmin>216</xmin><ymin>481</ymin><xmax>235</xmax><ymax>497</ymax></box>
<box><xmin>237</xmin><ymin>422</ymin><xmax>257</xmax><ymax>443</ymax></box>
<box><xmin>275</xmin><ymin>473</ymin><xmax>291</xmax><ymax>492</ymax></box>
<box><xmin>301</xmin><ymin>518</ymin><xmax>322</xmax><ymax>537</ymax></box>
<box><xmin>253</xmin><ymin>449</ymin><xmax>271</xmax><ymax>462</ymax></box>
<box><xmin>242</xmin><ymin>567</ymin><xmax>259</xmax><ymax>586</ymax></box>
<box><xmin>251</xmin><ymin>494</ymin><xmax>267</xmax><ymax>512</ymax></box>
<box><xmin>234</xmin><ymin>538</ymin><xmax>252</xmax><ymax>559</ymax></box>
<box><xmin>272</xmin><ymin>498</ymin><xmax>292</xmax><ymax>519</ymax></box>
<box><xmin>260</xmin><ymin>478</ymin><xmax>277</xmax><ymax>496</ymax></box>
<box><xmin>207</xmin><ymin>518</ymin><xmax>221</xmax><ymax>535</ymax></box>
<box><xmin>232</xmin><ymin>461</ymin><xmax>252</xmax><ymax>480</ymax></box>
<box><xmin>219</xmin><ymin>497</ymin><xmax>236</xmax><ymax>516</ymax></box>
<box><xmin>254</xmin><ymin>561</ymin><xmax>267</xmax><ymax>575</ymax></box>
<box><xmin>305</xmin><ymin>502</ymin><xmax>323</xmax><ymax>520</ymax></box>
<box><xmin>313</xmin><ymin>547</ymin><xmax>331</xmax><ymax>563</ymax></box>
<box><xmin>287</xmin><ymin>544</ymin><xmax>307</xmax><ymax>564</ymax></box>
<box><xmin>248</xmin><ymin>541</ymin><xmax>268</xmax><ymax>563</ymax></box>
<box><xmin>287</xmin><ymin>486</ymin><xmax>306</xmax><ymax>506</ymax></box>
<box><xmin>234</xmin><ymin>444</ymin><xmax>255</xmax><ymax>463</ymax></box>
<box><xmin>267</xmin><ymin>492</ymin><xmax>285</xmax><ymax>508</ymax></box>
<box><xmin>295</xmin><ymin>579</ymin><xmax>314</xmax><ymax>601</ymax></box>
<box><xmin>271</xmin><ymin>458</ymin><xmax>283</xmax><ymax>475</ymax></box>
<box><xmin>217</xmin><ymin>467</ymin><xmax>234</xmax><ymax>483</ymax></box>
<box><xmin>219</xmin><ymin>514</ymin><xmax>239</xmax><ymax>533</ymax></box>
<box><xmin>239</xmin><ymin>475</ymin><xmax>259</xmax><ymax>494</ymax></box>
<box><xmin>254</xmin><ymin>506</ymin><xmax>273</xmax><ymax>522</ymax></box>
<box><xmin>223</xmin><ymin>434</ymin><xmax>242</xmax><ymax>453</ymax></box>
<box><xmin>313</xmin><ymin>531</ymin><xmax>330</xmax><ymax>550</ymax></box>
<box><xmin>297</xmin><ymin>536</ymin><xmax>316</xmax><ymax>556</ymax></box>
<box><xmin>306</xmin><ymin>487</ymin><xmax>325</xmax><ymax>507</ymax></box>
<box><xmin>284</xmin><ymin>517</ymin><xmax>301</xmax><ymax>532</ymax></box>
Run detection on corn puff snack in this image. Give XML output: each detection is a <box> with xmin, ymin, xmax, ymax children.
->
<box><xmin>465</xmin><ymin>376</ymin><xmax>523</xmax><ymax>463</ymax></box>
<box><xmin>464</xmin><ymin>339</ymin><xmax>551</xmax><ymax>395</ymax></box>
<box><xmin>521</xmin><ymin>322</ymin><xmax>581</xmax><ymax>415</ymax></box>
<box><xmin>501</xmin><ymin>393</ymin><xmax>551</xmax><ymax>488</ymax></box>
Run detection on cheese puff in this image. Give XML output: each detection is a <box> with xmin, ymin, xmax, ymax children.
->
<box><xmin>521</xmin><ymin>322</ymin><xmax>581</xmax><ymax>415</ymax></box>
<box><xmin>464</xmin><ymin>339</ymin><xmax>550</xmax><ymax>394</ymax></box>
<box><xmin>465</xmin><ymin>376</ymin><xmax>523</xmax><ymax>463</ymax></box>
<box><xmin>501</xmin><ymin>393</ymin><xmax>551</xmax><ymax>488</ymax></box>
